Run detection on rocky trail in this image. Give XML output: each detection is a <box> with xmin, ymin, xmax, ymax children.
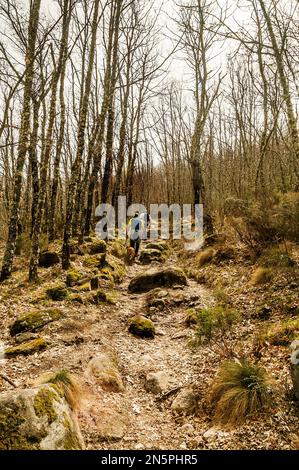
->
<box><xmin>0</xmin><ymin>239</ymin><xmax>298</xmax><ymax>450</ymax></box>
<box><xmin>81</xmin><ymin>255</ymin><xmax>214</xmax><ymax>450</ymax></box>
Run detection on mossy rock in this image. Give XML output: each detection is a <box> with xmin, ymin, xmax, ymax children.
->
<box><xmin>39</xmin><ymin>251</ymin><xmax>60</xmax><ymax>268</ymax></box>
<box><xmin>66</xmin><ymin>270</ymin><xmax>82</xmax><ymax>287</ymax></box>
<box><xmin>0</xmin><ymin>385</ymin><xmax>84</xmax><ymax>450</ymax></box>
<box><xmin>86</xmin><ymin>353</ymin><xmax>124</xmax><ymax>392</ymax></box>
<box><xmin>78</xmin><ymin>283</ymin><xmax>91</xmax><ymax>292</ymax></box>
<box><xmin>110</xmin><ymin>241</ymin><xmax>127</xmax><ymax>259</ymax></box>
<box><xmin>91</xmin><ymin>289</ymin><xmax>117</xmax><ymax>305</ymax></box>
<box><xmin>86</xmin><ymin>239</ymin><xmax>107</xmax><ymax>255</ymax></box>
<box><xmin>5</xmin><ymin>338</ymin><xmax>47</xmax><ymax>357</ymax></box>
<box><xmin>128</xmin><ymin>315</ymin><xmax>155</xmax><ymax>338</ymax></box>
<box><xmin>10</xmin><ymin>308</ymin><xmax>64</xmax><ymax>336</ymax></box>
<box><xmin>146</xmin><ymin>242</ymin><xmax>168</xmax><ymax>252</ymax></box>
<box><xmin>100</xmin><ymin>254</ymin><xmax>126</xmax><ymax>283</ymax></box>
<box><xmin>90</xmin><ymin>276</ymin><xmax>100</xmax><ymax>290</ymax></box>
<box><xmin>46</xmin><ymin>285</ymin><xmax>68</xmax><ymax>301</ymax></box>
<box><xmin>128</xmin><ymin>267</ymin><xmax>187</xmax><ymax>293</ymax></box>
<box><xmin>146</xmin><ymin>288</ymin><xmax>169</xmax><ymax>310</ymax></box>
<box><xmin>139</xmin><ymin>249</ymin><xmax>164</xmax><ymax>265</ymax></box>
<box><xmin>83</xmin><ymin>254</ymin><xmax>106</xmax><ymax>269</ymax></box>
<box><xmin>68</xmin><ymin>294</ymin><xmax>84</xmax><ymax>304</ymax></box>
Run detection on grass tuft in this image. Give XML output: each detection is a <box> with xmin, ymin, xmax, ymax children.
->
<box><xmin>208</xmin><ymin>359</ymin><xmax>273</xmax><ymax>427</ymax></box>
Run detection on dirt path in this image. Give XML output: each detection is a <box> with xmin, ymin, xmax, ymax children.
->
<box><xmin>80</xmin><ymin>252</ymin><xmax>215</xmax><ymax>450</ymax></box>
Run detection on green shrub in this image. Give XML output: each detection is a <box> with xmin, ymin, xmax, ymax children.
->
<box><xmin>193</xmin><ymin>305</ymin><xmax>239</xmax><ymax>342</ymax></box>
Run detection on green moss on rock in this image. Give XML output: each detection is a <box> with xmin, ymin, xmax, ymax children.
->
<box><xmin>33</xmin><ymin>387</ymin><xmax>58</xmax><ymax>424</ymax></box>
<box><xmin>66</xmin><ymin>270</ymin><xmax>82</xmax><ymax>287</ymax></box>
<box><xmin>128</xmin><ymin>315</ymin><xmax>155</xmax><ymax>338</ymax></box>
<box><xmin>46</xmin><ymin>285</ymin><xmax>68</xmax><ymax>301</ymax></box>
<box><xmin>10</xmin><ymin>308</ymin><xmax>63</xmax><ymax>336</ymax></box>
<box><xmin>139</xmin><ymin>249</ymin><xmax>164</xmax><ymax>265</ymax></box>
<box><xmin>86</xmin><ymin>239</ymin><xmax>107</xmax><ymax>255</ymax></box>
<box><xmin>101</xmin><ymin>255</ymin><xmax>126</xmax><ymax>283</ymax></box>
<box><xmin>5</xmin><ymin>338</ymin><xmax>47</xmax><ymax>358</ymax></box>
<box><xmin>83</xmin><ymin>254</ymin><xmax>106</xmax><ymax>269</ymax></box>
<box><xmin>128</xmin><ymin>267</ymin><xmax>187</xmax><ymax>293</ymax></box>
<box><xmin>91</xmin><ymin>289</ymin><xmax>117</xmax><ymax>305</ymax></box>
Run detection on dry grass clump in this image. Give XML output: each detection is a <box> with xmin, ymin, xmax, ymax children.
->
<box><xmin>196</xmin><ymin>248</ymin><xmax>214</xmax><ymax>267</ymax></box>
<box><xmin>41</xmin><ymin>370</ymin><xmax>81</xmax><ymax>410</ymax></box>
<box><xmin>256</xmin><ymin>318</ymin><xmax>299</xmax><ymax>347</ymax></box>
<box><xmin>208</xmin><ymin>359</ymin><xmax>273</xmax><ymax>427</ymax></box>
<box><xmin>251</xmin><ymin>267</ymin><xmax>273</xmax><ymax>285</ymax></box>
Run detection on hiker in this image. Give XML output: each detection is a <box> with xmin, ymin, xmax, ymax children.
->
<box><xmin>127</xmin><ymin>211</ymin><xmax>143</xmax><ymax>257</ymax></box>
<box><xmin>140</xmin><ymin>211</ymin><xmax>151</xmax><ymax>239</ymax></box>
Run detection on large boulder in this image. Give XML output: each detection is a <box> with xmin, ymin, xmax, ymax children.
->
<box><xmin>128</xmin><ymin>315</ymin><xmax>155</xmax><ymax>338</ymax></box>
<box><xmin>0</xmin><ymin>385</ymin><xmax>84</xmax><ymax>450</ymax></box>
<box><xmin>39</xmin><ymin>251</ymin><xmax>60</xmax><ymax>268</ymax></box>
<box><xmin>139</xmin><ymin>249</ymin><xmax>163</xmax><ymax>265</ymax></box>
<box><xmin>290</xmin><ymin>340</ymin><xmax>299</xmax><ymax>400</ymax></box>
<box><xmin>10</xmin><ymin>308</ymin><xmax>63</xmax><ymax>336</ymax></box>
<box><xmin>128</xmin><ymin>267</ymin><xmax>187</xmax><ymax>293</ymax></box>
<box><xmin>86</xmin><ymin>352</ymin><xmax>124</xmax><ymax>392</ymax></box>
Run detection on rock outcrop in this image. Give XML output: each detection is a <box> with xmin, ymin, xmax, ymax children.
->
<box><xmin>128</xmin><ymin>267</ymin><xmax>187</xmax><ymax>293</ymax></box>
<box><xmin>0</xmin><ymin>385</ymin><xmax>84</xmax><ymax>449</ymax></box>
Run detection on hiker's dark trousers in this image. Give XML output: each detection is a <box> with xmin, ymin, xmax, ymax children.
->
<box><xmin>130</xmin><ymin>237</ymin><xmax>141</xmax><ymax>255</ymax></box>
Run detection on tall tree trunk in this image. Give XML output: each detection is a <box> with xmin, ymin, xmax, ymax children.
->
<box><xmin>0</xmin><ymin>0</ymin><xmax>41</xmax><ymax>281</ymax></box>
<box><xmin>62</xmin><ymin>0</ymin><xmax>100</xmax><ymax>269</ymax></box>
<box><xmin>29</xmin><ymin>0</ymin><xmax>72</xmax><ymax>282</ymax></box>
<box><xmin>48</xmin><ymin>2</ymin><xmax>72</xmax><ymax>242</ymax></box>
<box><xmin>258</xmin><ymin>0</ymin><xmax>299</xmax><ymax>183</ymax></box>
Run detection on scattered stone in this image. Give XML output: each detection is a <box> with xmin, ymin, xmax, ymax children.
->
<box><xmin>86</xmin><ymin>352</ymin><xmax>124</xmax><ymax>392</ymax></box>
<box><xmin>256</xmin><ymin>305</ymin><xmax>272</xmax><ymax>320</ymax></box>
<box><xmin>128</xmin><ymin>267</ymin><xmax>187</xmax><ymax>293</ymax></box>
<box><xmin>146</xmin><ymin>242</ymin><xmax>168</xmax><ymax>252</ymax></box>
<box><xmin>139</xmin><ymin>249</ymin><xmax>163</xmax><ymax>265</ymax></box>
<box><xmin>66</xmin><ymin>270</ymin><xmax>82</xmax><ymax>287</ymax></box>
<box><xmin>91</xmin><ymin>289</ymin><xmax>117</xmax><ymax>305</ymax></box>
<box><xmin>39</xmin><ymin>251</ymin><xmax>60</xmax><ymax>268</ymax></box>
<box><xmin>83</xmin><ymin>254</ymin><xmax>106</xmax><ymax>269</ymax></box>
<box><xmin>10</xmin><ymin>308</ymin><xmax>63</xmax><ymax>336</ymax></box>
<box><xmin>0</xmin><ymin>385</ymin><xmax>84</xmax><ymax>449</ymax></box>
<box><xmin>181</xmin><ymin>423</ymin><xmax>195</xmax><ymax>436</ymax></box>
<box><xmin>90</xmin><ymin>276</ymin><xmax>100</xmax><ymax>290</ymax></box>
<box><xmin>5</xmin><ymin>338</ymin><xmax>47</xmax><ymax>357</ymax></box>
<box><xmin>128</xmin><ymin>315</ymin><xmax>155</xmax><ymax>338</ymax></box>
<box><xmin>145</xmin><ymin>371</ymin><xmax>169</xmax><ymax>394</ymax></box>
<box><xmin>86</xmin><ymin>239</ymin><xmax>107</xmax><ymax>255</ymax></box>
<box><xmin>171</xmin><ymin>388</ymin><xmax>198</xmax><ymax>415</ymax></box>
<box><xmin>203</xmin><ymin>427</ymin><xmax>230</xmax><ymax>442</ymax></box>
<box><xmin>68</xmin><ymin>293</ymin><xmax>84</xmax><ymax>304</ymax></box>
<box><xmin>15</xmin><ymin>332</ymin><xmax>38</xmax><ymax>344</ymax></box>
<box><xmin>46</xmin><ymin>285</ymin><xmax>68</xmax><ymax>301</ymax></box>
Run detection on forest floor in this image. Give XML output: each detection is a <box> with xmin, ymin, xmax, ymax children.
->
<box><xmin>0</xmin><ymin>238</ymin><xmax>298</xmax><ymax>450</ymax></box>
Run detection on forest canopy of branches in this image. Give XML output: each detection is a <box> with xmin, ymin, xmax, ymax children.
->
<box><xmin>0</xmin><ymin>0</ymin><xmax>299</xmax><ymax>282</ymax></box>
